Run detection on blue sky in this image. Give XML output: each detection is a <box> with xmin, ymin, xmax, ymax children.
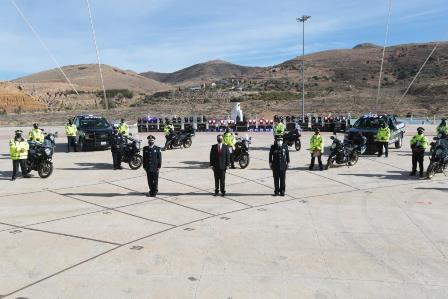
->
<box><xmin>1</xmin><ymin>0</ymin><xmax>446</xmax><ymax>80</ymax></box>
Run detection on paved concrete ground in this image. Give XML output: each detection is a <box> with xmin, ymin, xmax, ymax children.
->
<box><xmin>1</xmin><ymin>126</ymin><xmax>448</xmax><ymax>298</ymax></box>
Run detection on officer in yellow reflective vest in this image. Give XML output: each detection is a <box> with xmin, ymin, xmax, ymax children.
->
<box><xmin>223</xmin><ymin>127</ymin><xmax>236</xmax><ymax>169</ymax></box>
<box><xmin>118</xmin><ymin>118</ymin><xmax>129</xmax><ymax>136</ymax></box>
<box><xmin>410</xmin><ymin>127</ymin><xmax>428</xmax><ymax>177</ymax></box>
<box><xmin>309</xmin><ymin>128</ymin><xmax>324</xmax><ymax>170</ymax></box>
<box><xmin>163</xmin><ymin>120</ymin><xmax>175</xmax><ymax>150</ymax></box>
<box><xmin>273</xmin><ymin>116</ymin><xmax>286</xmax><ymax>137</ymax></box>
<box><xmin>376</xmin><ymin>121</ymin><xmax>391</xmax><ymax>158</ymax></box>
<box><xmin>29</xmin><ymin>123</ymin><xmax>44</xmax><ymax>143</ymax></box>
<box><xmin>65</xmin><ymin>119</ymin><xmax>78</xmax><ymax>153</ymax></box>
<box><xmin>9</xmin><ymin>130</ymin><xmax>31</xmax><ymax>181</ymax></box>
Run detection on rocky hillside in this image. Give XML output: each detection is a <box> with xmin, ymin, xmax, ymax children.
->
<box><xmin>0</xmin><ymin>82</ymin><xmax>47</xmax><ymax>113</ymax></box>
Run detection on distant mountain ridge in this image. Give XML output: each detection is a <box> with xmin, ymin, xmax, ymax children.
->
<box><xmin>140</xmin><ymin>60</ymin><xmax>264</xmax><ymax>86</ymax></box>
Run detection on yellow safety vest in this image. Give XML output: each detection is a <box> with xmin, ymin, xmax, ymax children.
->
<box><xmin>310</xmin><ymin>134</ymin><xmax>324</xmax><ymax>152</ymax></box>
<box><xmin>223</xmin><ymin>132</ymin><xmax>236</xmax><ymax>148</ymax></box>
<box><xmin>9</xmin><ymin>138</ymin><xmax>29</xmax><ymax>160</ymax></box>
<box><xmin>29</xmin><ymin>128</ymin><xmax>44</xmax><ymax>143</ymax></box>
<box><xmin>376</xmin><ymin>127</ymin><xmax>391</xmax><ymax>142</ymax></box>
<box><xmin>410</xmin><ymin>134</ymin><xmax>428</xmax><ymax>149</ymax></box>
<box><xmin>65</xmin><ymin>124</ymin><xmax>77</xmax><ymax>137</ymax></box>
<box><xmin>118</xmin><ymin>123</ymin><xmax>129</xmax><ymax>136</ymax></box>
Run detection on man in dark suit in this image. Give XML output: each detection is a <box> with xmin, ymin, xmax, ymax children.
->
<box><xmin>210</xmin><ymin>135</ymin><xmax>230</xmax><ymax>196</ymax></box>
<box><xmin>143</xmin><ymin>135</ymin><xmax>162</xmax><ymax>197</ymax></box>
<box><xmin>269</xmin><ymin>136</ymin><xmax>290</xmax><ymax>196</ymax></box>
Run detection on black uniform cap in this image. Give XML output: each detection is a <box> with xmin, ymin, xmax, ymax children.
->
<box><xmin>417</xmin><ymin>127</ymin><xmax>425</xmax><ymax>132</ymax></box>
<box><xmin>15</xmin><ymin>130</ymin><xmax>23</xmax><ymax>134</ymax></box>
<box><xmin>147</xmin><ymin>135</ymin><xmax>156</xmax><ymax>141</ymax></box>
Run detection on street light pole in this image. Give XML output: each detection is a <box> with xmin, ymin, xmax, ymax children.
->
<box><xmin>297</xmin><ymin>15</ymin><xmax>310</xmax><ymax>119</ymax></box>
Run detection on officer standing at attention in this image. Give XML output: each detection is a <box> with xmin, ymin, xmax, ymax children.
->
<box><xmin>163</xmin><ymin>120</ymin><xmax>175</xmax><ymax>150</ymax></box>
<box><xmin>273</xmin><ymin>116</ymin><xmax>286</xmax><ymax>137</ymax></box>
<box><xmin>210</xmin><ymin>135</ymin><xmax>230</xmax><ymax>196</ymax></box>
<box><xmin>143</xmin><ymin>135</ymin><xmax>162</xmax><ymax>197</ymax></box>
<box><xmin>223</xmin><ymin>127</ymin><xmax>236</xmax><ymax>169</ymax></box>
<box><xmin>118</xmin><ymin>118</ymin><xmax>129</xmax><ymax>136</ymax></box>
<box><xmin>376</xmin><ymin>121</ymin><xmax>391</xmax><ymax>158</ymax></box>
<box><xmin>410</xmin><ymin>127</ymin><xmax>428</xmax><ymax>177</ymax></box>
<box><xmin>436</xmin><ymin>118</ymin><xmax>448</xmax><ymax>135</ymax></box>
<box><xmin>110</xmin><ymin>127</ymin><xmax>124</xmax><ymax>170</ymax></box>
<box><xmin>65</xmin><ymin>118</ymin><xmax>77</xmax><ymax>153</ymax></box>
<box><xmin>29</xmin><ymin>123</ymin><xmax>44</xmax><ymax>143</ymax></box>
<box><xmin>269</xmin><ymin>136</ymin><xmax>290</xmax><ymax>196</ymax></box>
<box><xmin>309</xmin><ymin>128</ymin><xmax>324</xmax><ymax>170</ymax></box>
<box><xmin>9</xmin><ymin>130</ymin><xmax>31</xmax><ymax>181</ymax></box>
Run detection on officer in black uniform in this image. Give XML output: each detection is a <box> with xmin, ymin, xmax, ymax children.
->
<box><xmin>110</xmin><ymin>128</ymin><xmax>125</xmax><ymax>170</ymax></box>
<box><xmin>269</xmin><ymin>136</ymin><xmax>290</xmax><ymax>196</ymax></box>
<box><xmin>143</xmin><ymin>135</ymin><xmax>162</xmax><ymax>197</ymax></box>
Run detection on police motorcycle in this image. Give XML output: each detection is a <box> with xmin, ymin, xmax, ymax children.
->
<box><xmin>233</xmin><ymin>133</ymin><xmax>251</xmax><ymax>169</ymax></box>
<box><xmin>426</xmin><ymin>132</ymin><xmax>448</xmax><ymax>179</ymax></box>
<box><xmin>325</xmin><ymin>135</ymin><xmax>359</xmax><ymax>170</ymax></box>
<box><xmin>121</xmin><ymin>134</ymin><xmax>143</xmax><ymax>170</ymax></box>
<box><xmin>283</xmin><ymin>128</ymin><xmax>302</xmax><ymax>151</ymax></box>
<box><xmin>25</xmin><ymin>133</ymin><xmax>56</xmax><ymax>178</ymax></box>
<box><xmin>166</xmin><ymin>127</ymin><xmax>195</xmax><ymax>150</ymax></box>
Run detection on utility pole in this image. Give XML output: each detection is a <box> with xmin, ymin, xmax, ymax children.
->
<box><xmin>297</xmin><ymin>15</ymin><xmax>310</xmax><ymax>118</ymax></box>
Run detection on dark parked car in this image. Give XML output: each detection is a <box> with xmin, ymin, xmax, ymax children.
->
<box><xmin>73</xmin><ymin>115</ymin><xmax>113</xmax><ymax>151</ymax></box>
<box><xmin>344</xmin><ymin>114</ymin><xmax>405</xmax><ymax>155</ymax></box>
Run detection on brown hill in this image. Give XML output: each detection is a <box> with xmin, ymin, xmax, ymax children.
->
<box><xmin>0</xmin><ymin>82</ymin><xmax>47</xmax><ymax>113</ymax></box>
<box><xmin>15</xmin><ymin>64</ymin><xmax>172</xmax><ymax>94</ymax></box>
<box><xmin>141</xmin><ymin>60</ymin><xmax>264</xmax><ymax>86</ymax></box>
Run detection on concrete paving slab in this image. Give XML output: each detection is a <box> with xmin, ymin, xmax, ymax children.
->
<box><xmin>117</xmin><ymin>199</ymin><xmax>211</xmax><ymax>225</ymax></box>
<box><xmin>29</xmin><ymin>210</ymin><xmax>172</xmax><ymax>244</ymax></box>
<box><xmin>0</xmin><ymin>190</ymin><xmax>102</xmax><ymax>228</ymax></box>
<box><xmin>0</xmin><ymin>229</ymin><xmax>114</xmax><ymax>296</ymax></box>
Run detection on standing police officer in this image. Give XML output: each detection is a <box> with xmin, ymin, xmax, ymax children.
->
<box><xmin>110</xmin><ymin>128</ymin><xmax>125</xmax><ymax>170</ymax></box>
<box><xmin>163</xmin><ymin>120</ymin><xmax>175</xmax><ymax>150</ymax></box>
<box><xmin>309</xmin><ymin>128</ymin><xmax>324</xmax><ymax>170</ymax></box>
<box><xmin>65</xmin><ymin>118</ymin><xmax>77</xmax><ymax>153</ymax></box>
<box><xmin>29</xmin><ymin>123</ymin><xmax>44</xmax><ymax>143</ymax></box>
<box><xmin>143</xmin><ymin>135</ymin><xmax>162</xmax><ymax>197</ymax></box>
<box><xmin>223</xmin><ymin>127</ymin><xmax>236</xmax><ymax>169</ymax></box>
<box><xmin>376</xmin><ymin>121</ymin><xmax>391</xmax><ymax>158</ymax></box>
<box><xmin>269</xmin><ymin>136</ymin><xmax>290</xmax><ymax>196</ymax></box>
<box><xmin>410</xmin><ymin>127</ymin><xmax>428</xmax><ymax>177</ymax></box>
<box><xmin>9</xmin><ymin>130</ymin><xmax>31</xmax><ymax>181</ymax></box>
<box><xmin>118</xmin><ymin>118</ymin><xmax>129</xmax><ymax>136</ymax></box>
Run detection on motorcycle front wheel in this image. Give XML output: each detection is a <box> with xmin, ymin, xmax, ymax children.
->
<box><xmin>38</xmin><ymin>161</ymin><xmax>53</xmax><ymax>178</ymax></box>
<box><xmin>183</xmin><ymin>138</ymin><xmax>192</xmax><ymax>148</ymax></box>
<box><xmin>295</xmin><ymin>140</ymin><xmax>301</xmax><ymax>151</ymax></box>
<box><xmin>325</xmin><ymin>157</ymin><xmax>334</xmax><ymax>170</ymax></box>
<box><xmin>239</xmin><ymin>153</ymin><xmax>250</xmax><ymax>169</ymax></box>
<box><xmin>129</xmin><ymin>154</ymin><xmax>143</xmax><ymax>170</ymax></box>
<box><xmin>348</xmin><ymin>151</ymin><xmax>359</xmax><ymax>166</ymax></box>
<box><xmin>426</xmin><ymin>163</ymin><xmax>437</xmax><ymax>179</ymax></box>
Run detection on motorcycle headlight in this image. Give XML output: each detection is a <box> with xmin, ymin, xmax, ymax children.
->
<box><xmin>436</xmin><ymin>148</ymin><xmax>443</xmax><ymax>156</ymax></box>
<box><xmin>44</xmin><ymin>148</ymin><xmax>52</xmax><ymax>156</ymax></box>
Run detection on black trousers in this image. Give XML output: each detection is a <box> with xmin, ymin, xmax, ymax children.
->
<box><xmin>310</xmin><ymin>154</ymin><xmax>323</xmax><ymax>169</ymax></box>
<box><xmin>213</xmin><ymin>168</ymin><xmax>226</xmax><ymax>193</ymax></box>
<box><xmin>112</xmin><ymin>151</ymin><xmax>122</xmax><ymax>169</ymax></box>
<box><xmin>273</xmin><ymin>169</ymin><xmax>286</xmax><ymax>194</ymax></box>
<box><xmin>146</xmin><ymin>171</ymin><xmax>159</xmax><ymax>195</ymax></box>
<box><xmin>67</xmin><ymin>136</ymin><xmax>77</xmax><ymax>152</ymax></box>
<box><xmin>412</xmin><ymin>151</ymin><xmax>425</xmax><ymax>173</ymax></box>
<box><xmin>230</xmin><ymin>151</ymin><xmax>235</xmax><ymax>167</ymax></box>
<box><xmin>12</xmin><ymin>159</ymin><xmax>27</xmax><ymax>179</ymax></box>
<box><xmin>377</xmin><ymin>142</ymin><xmax>389</xmax><ymax>157</ymax></box>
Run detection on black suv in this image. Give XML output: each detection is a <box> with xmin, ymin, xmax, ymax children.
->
<box><xmin>344</xmin><ymin>114</ymin><xmax>405</xmax><ymax>154</ymax></box>
<box><xmin>73</xmin><ymin>115</ymin><xmax>113</xmax><ymax>151</ymax></box>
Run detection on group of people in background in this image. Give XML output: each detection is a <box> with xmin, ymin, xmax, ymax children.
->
<box><xmin>8</xmin><ymin>117</ymin><xmax>448</xmax><ymax>198</ymax></box>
